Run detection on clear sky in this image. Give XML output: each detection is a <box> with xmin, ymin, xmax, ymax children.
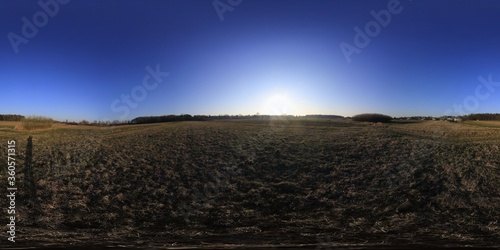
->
<box><xmin>1</xmin><ymin>0</ymin><xmax>500</xmax><ymax>121</ymax></box>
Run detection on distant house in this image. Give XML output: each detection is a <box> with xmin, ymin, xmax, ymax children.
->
<box><xmin>444</xmin><ymin>117</ymin><xmax>462</xmax><ymax>122</ymax></box>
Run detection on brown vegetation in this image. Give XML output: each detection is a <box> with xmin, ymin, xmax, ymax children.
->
<box><xmin>20</xmin><ymin>116</ymin><xmax>53</xmax><ymax>131</ymax></box>
<box><xmin>0</xmin><ymin>119</ymin><xmax>499</xmax><ymax>247</ymax></box>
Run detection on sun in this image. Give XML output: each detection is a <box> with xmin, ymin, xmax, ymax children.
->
<box><xmin>264</xmin><ymin>94</ymin><xmax>291</xmax><ymax>115</ymax></box>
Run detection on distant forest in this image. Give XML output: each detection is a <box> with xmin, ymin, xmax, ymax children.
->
<box><xmin>131</xmin><ymin>114</ymin><xmax>211</xmax><ymax>124</ymax></box>
<box><xmin>2</xmin><ymin>113</ymin><xmax>500</xmax><ymax>125</ymax></box>
<box><xmin>0</xmin><ymin>114</ymin><xmax>25</xmax><ymax>121</ymax></box>
<box><xmin>130</xmin><ymin>114</ymin><xmax>344</xmax><ymax>124</ymax></box>
<box><xmin>463</xmin><ymin>113</ymin><xmax>500</xmax><ymax>121</ymax></box>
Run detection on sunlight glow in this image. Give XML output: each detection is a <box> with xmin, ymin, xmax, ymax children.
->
<box><xmin>264</xmin><ymin>94</ymin><xmax>292</xmax><ymax>115</ymax></box>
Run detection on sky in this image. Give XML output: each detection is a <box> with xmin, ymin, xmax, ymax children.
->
<box><xmin>1</xmin><ymin>0</ymin><xmax>500</xmax><ymax>122</ymax></box>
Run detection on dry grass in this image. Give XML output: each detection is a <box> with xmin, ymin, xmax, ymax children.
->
<box><xmin>465</xmin><ymin>120</ymin><xmax>500</xmax><ymax>129</ymax></box>
<box><xmin>0</xmin><ymin>119</ymin><xmax>499</xmax><ymax>247</ymax></box>
<box><xmin>0</xmin><ymin>121</ymin><xmax>19</xmax><ymax>132</ymax></box>
<box><xmin>20</xmin><ymin>116</ymin><xmax>54</xmax><ymax>131</ymax></box>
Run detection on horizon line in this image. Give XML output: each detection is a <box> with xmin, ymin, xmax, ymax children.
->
<box><xmin>2</xmin><ymin>112</ymin><xmax>498</xmax><ymax>123</ymax></box>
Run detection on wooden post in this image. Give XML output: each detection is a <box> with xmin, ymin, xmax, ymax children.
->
<box><xmin>25</xmin><ymin>136</ymin><xmax>35</xmax><ymax>200</ymax></box>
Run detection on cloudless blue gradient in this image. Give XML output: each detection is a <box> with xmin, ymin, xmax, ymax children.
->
<box><xmin>1</xmin><ymin>0</ymin><xmax>500</xmax><ymax>121</ymax></box>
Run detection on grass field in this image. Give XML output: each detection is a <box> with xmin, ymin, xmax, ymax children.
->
<box><xmin>1</xmin><ymin>119</ymin><xmax>499</xmax><ymax>248</ymax></box>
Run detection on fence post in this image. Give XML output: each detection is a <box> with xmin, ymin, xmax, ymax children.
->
<box><xmin>25</xmin><ymin>136</ymin><xmax>35</xmax><ymax>200</ymax></box>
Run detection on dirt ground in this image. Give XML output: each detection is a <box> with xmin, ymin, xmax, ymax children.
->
<box><xmin>0</xmin><ymin>119</ymin><xmax>499</xmax><ymax>248</ymax></box>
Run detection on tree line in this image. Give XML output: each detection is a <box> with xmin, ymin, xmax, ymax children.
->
<box><xmin>4</xmin><ymin>113</ymin><xmax>499</xmax><ymax>126</ymax></box>
<box><xmin>130</xmin><ymin>114</ymin><xmax>299</xmax><ymax>124</ymax></box>
<box><xmin>0</xmin><ymin>114</ymin><xmax>25</xmax><ymax>121</ymax></box>
<box><xmin>304</xmin><ymin>114</ymin><xmax>344</xmax><ymax>119</ymax></box>
<box><xmin>352</xmin><ymin>113</ymin><xmax>393</xmax><ymax>123</ymax></box>
<box><xmin>131</xmin><ymin>114</ymin><xmax>209</xmax><ymax>124</ymax></box>
<box><xmin>462</xmin><ymin>113</ymin><xmax>500</xmax><ymax>121</ymax></box>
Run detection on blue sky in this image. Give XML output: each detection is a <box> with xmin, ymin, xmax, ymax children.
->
<box><xmin>1</xmin><ymin>0</ymin><xmax>500</xmax><ymax>121</ymax></box>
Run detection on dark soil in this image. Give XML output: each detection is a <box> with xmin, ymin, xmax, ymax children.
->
<box><xmin>1</xmin><ymin>119</ymin><xmax>499</xmax><ymax>248</ymax></box>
